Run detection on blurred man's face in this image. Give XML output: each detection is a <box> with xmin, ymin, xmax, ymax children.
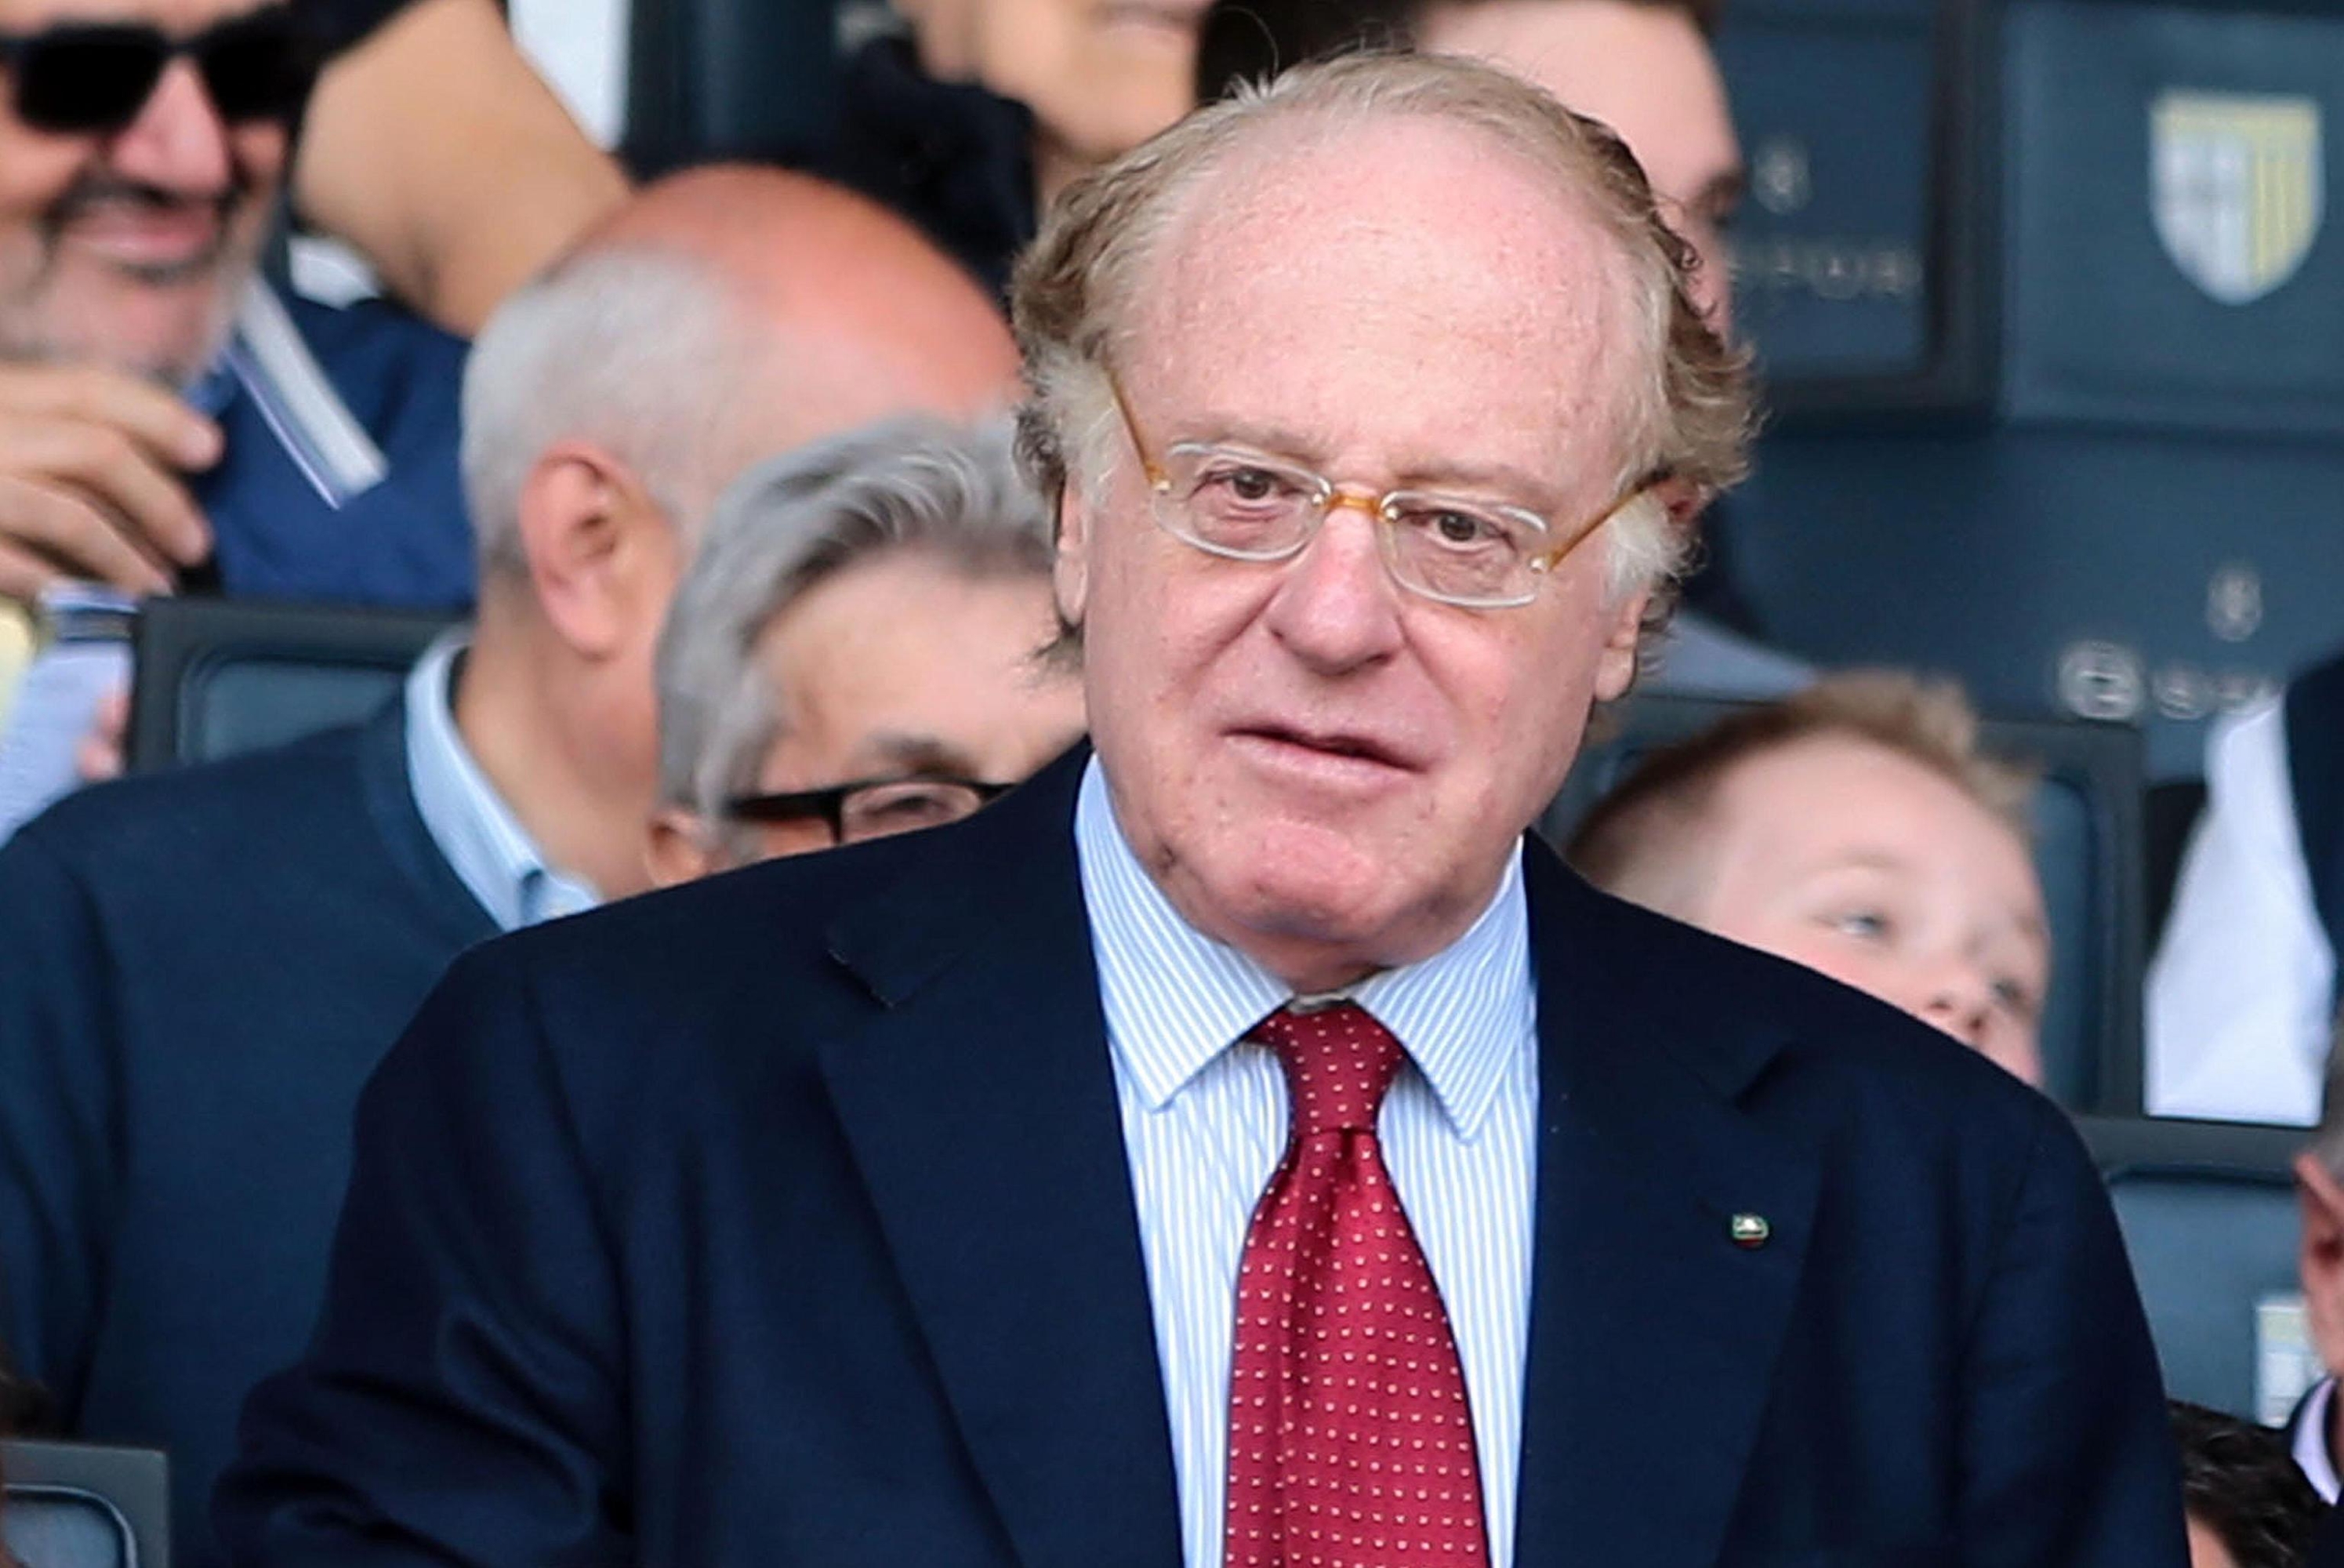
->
<box><xmin>1056</xmin><ymin>118</ymin><xmax>1648</xmax><ymax>991</ymax></box>
<box><xmin>2294</xmin><ymin>1149</ymin><xmax>2344</xmax><ymax>1398</ymax></box>
<box><xmin>1685</xmin><ymin>735</ymin><xmax>2051</xmax><ymax>1084</ymax></box>
<box><xmin>1417</xmin><ymin>0</ymin><xmax>1743</xmax><ymax>330</ymax></box>
<box><xmin>0</xmin><ymin>0</ymin><xmax>295</xmax><ymax>383</ymax></box>
<box><xmin>899</xmin><ymin>0</ymin><xmax>1204</xmax><ymax>172</ymax></box>
<box><xmin>655</xmin><ymin>550</ymin><xmax>1084</xmax><ymax>878</ymax></box>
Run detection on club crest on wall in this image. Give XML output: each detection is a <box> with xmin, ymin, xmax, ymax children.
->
<box><xmin>2151</xmin><ymin>89</ymin><xmax>2324</xmax><ymax>305</ymax></box>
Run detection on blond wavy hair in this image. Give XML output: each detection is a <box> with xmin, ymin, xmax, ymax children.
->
<box><xmin>1568</xmin><ymin>671</ymin><xmax>2041</xmax><ymax>906</ymax></box>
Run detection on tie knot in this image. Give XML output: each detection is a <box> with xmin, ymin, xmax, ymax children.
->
<box><xmin>1253</xmin><ymin>1002</ymin><xmax>1404</xmax><ymax>1137</ymax></box>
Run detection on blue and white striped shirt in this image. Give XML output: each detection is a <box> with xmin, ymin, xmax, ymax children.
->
<box><xmin>1075</xmin><ymin>757</ymin><xmax>1539</xmax><ymax>1568</ymax></box>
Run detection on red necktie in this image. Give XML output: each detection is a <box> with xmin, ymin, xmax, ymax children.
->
<box><xmin>1224</xmin><ymin>1003</ymin><xmax>1489</xmax><ymax>1568</ymax></box>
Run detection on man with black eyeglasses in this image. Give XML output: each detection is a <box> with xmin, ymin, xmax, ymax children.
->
<box><xmin>644</xmin><ymin>415</ymin><xmax>1084</xmax><ymax>887</ymax></box>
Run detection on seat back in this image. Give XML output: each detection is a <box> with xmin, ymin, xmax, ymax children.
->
<box><xmin>2084</xmin><ymin>1116</ymin><xmax>2311</xmax><ymax>1417</ymax></box>
<box><xmin>126</xmin><ymin>598</ymin><xmax>453</xmax><ymax>773</ymax></box>
<box><xmin>1714</xmin><ymin>0</ymin><xmax>1995</xmax><ymax>417</ymax></box>
<box><xmin>1544</xmin><ymin>691</ymin><xmax>2146</xmax><ymax>1112</ymax></box>
<box><xmin>1726</xmin><ymin>0</ymin><xmax>2344</xmax><ymax>780</ymax></box>
<box><xmin>622</xmin><ymin>0</ymin><xmax>841</xmax><ymax>173</ymax></box>
<box><xmin>1</xmin><ymin>1439</ymin><xmax>169</xmax><ymax>1568</ymax></box>
<box><xmin>2003</xmin><ymin>0</ymin><xmax>2344</xmax><ymax>437</ymax></box>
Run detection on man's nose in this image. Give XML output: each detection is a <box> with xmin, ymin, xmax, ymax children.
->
<box><xmin>1261</xmin><ymin>498</ymin><xmax>1406</xmax><ymax>674</ymax></box>
<box><xmin>107</xmin><ymin>60</ymin><xmax>235</xmax><ymax>195</ymax></box>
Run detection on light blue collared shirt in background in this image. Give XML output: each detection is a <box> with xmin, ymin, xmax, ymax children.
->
<box><xmin>1075</xmin><ymin>757</ymin><xmax>1539</xmax><ymax>1568</ymax></box>
<box><xmin>404</xmin><ymin>633</ymin><xmax>599</xmax><ymax>932</ymax></box>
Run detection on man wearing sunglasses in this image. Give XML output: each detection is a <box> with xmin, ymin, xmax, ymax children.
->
<box><xmin>0</xmin><ymin>0</ymin><xmax>471</xmax><ymax>608</ymax></box>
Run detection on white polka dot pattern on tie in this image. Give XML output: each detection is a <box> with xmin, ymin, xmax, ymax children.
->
<box><xmin>1224</xmin><ymin>1004</ymin><xmax>1489</xmax><ymax>1567</ymax></box>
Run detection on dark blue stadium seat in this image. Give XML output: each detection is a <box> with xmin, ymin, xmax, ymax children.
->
<box><xmin>2005</xmin><ymin>0</ymin><xmax>2344</xmax><ymax>436</ymax></box>
<box><xmin>2</xmin><ymin>1439</ymin><xmax>170</xmax><ymax>1568</ymax></box>
<box><xmin>1732</xmin><ymin>426</ymin><xmax>2344</xmax><ymax>781</ymax></box>
<box><xmin>1714</xmin><ymin>0</ymin><xmax>1994</xmax><ymax>413</ymax></box>
<box><xmin>2081</xmin><ymin>1116</ymin><xmax>2309</xmax><ymax>1418</ymax></box>
<box><xmin>1717</xmin><ymin>0</ymin><xmax>2344</xmax><ymax>780</ymax></box>
<box><xmin>126</xmin><ymin>598</ymin><xmax>452</xmax><ymax>774</ymax></box>
<box><xmin>1543</xmin><ymin>690</ymin><xmax>2146</xmax><ymax>1112</ymax></box>
<box><xmin>622</xmin><ymin>0</ymin><xmax>842</xmax><ymax>174</ymax></box>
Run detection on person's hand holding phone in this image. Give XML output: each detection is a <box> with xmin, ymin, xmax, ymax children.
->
<box><xmin>0</xmin><ymin>364</ymin><xmax>221</xmax><ymax>601</ymax></box>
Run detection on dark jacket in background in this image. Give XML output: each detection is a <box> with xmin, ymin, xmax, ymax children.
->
<box><xmin>0</xmin><ymin>702</ymin><xmax>492</xmax><ymax>1568</ymax></box>
<box><xmin>818</xmin><ymin>36</ymin><xmax>1037</xmax><ymax>301</ymax></box>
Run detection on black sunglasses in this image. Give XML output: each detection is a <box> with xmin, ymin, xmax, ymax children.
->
<box><xmin>0</xmin><ymin>6</ymin><xmax>316</xmax><ymax>136</ymax></box>
<box><xmin>725</xmin><ymin>775</ymin><xmax>1018</xmax><ymax>847</ymax></box>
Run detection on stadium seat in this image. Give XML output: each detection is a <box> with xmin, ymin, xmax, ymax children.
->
<box><xmin>622</xmin><ymin>0</ymin><xmax>843</xmax><ymax>175</ymax></box>
<box><xmin>1713</xmin><ymin>0</ymin><xmax>1994</xmax><ymax>416</ymax></box>
<box><xmin>1544</xmin><ymin>690</ymin><xmax>2147</xmax><ymax>1112</ymax></box>
<box><xmin>2081</xmin><ymin>1115</ymin><xmax>2308</xmax><ymax>1418</ymax></box>
<box><xmin>1718</xmin><ymin>0</ymin><xmax>2344</xmax><ymax>781</ymax></box>
<box><xmin>125</xmin><ymin>598</ymin><xmax>452</xmax><ymax>774</ymax></box>
<box><xmin>1</xmin><ymin>1439</ymin><xmax>169</xmax><ymax>1568</ymax></box>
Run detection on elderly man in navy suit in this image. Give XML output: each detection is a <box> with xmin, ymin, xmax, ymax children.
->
<box><xmin>218</xmin><ymin>52</ymin><xmax>2184</xmax><ymax>1568</ymax></box>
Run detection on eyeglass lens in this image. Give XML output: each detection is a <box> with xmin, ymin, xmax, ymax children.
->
<box><xmin>7</xmin><ymin>10</ymin><xmax>310</xmax><ymax>136</ymax></box>
<box><xmin>836</xmin><ymin>781</ymin><xmax>991</xmax><ymax>843</ymax></box>
<box><xmin>1163</xmin><ymin>447</ymin><xmax>1550</xmax><ymax>606</ymax></box>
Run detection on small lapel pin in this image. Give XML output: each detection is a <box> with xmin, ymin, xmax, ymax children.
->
<box><xmin>1729</xmin><ymin>1213</ymin><xmax>1770</xmax><ymax>1250</ymax></box>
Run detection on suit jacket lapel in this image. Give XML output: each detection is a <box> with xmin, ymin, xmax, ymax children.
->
<box><xmin>817</xmin><ymin>750</ymin><xmax>1185</xmax><ymax>1568</ymax></box>
<box><xmin>1512</xmin><ymin>850</ymin><xmax>1820</xmax><ymax>1568</ymax></box>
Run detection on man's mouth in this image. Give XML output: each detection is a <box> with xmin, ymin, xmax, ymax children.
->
<box><xmin>1229</xmin><ymin>724</ymin><xmax>1421</xmax><ymax>775</ymax></box>
<box><xmin>45</xmin><ymin>176</ymin><xmax>246</xmax><ymax>283</ymax></box>
<box><xmin>62</xmin><ymin>201</ymin><xmax>226</xmax><ymax>271</ymax></box>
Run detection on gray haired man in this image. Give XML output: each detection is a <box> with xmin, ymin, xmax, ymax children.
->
<box><xmin>644</xmin><ymin>416</ymin><xmax>1085</xmax><ymax>885</ymax></box>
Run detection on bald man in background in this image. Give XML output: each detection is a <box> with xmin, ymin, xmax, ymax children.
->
<box><xmin>0</xmin><ymin>164</ymin><xmax>1016</xmax><ymax>1568</ymax></box>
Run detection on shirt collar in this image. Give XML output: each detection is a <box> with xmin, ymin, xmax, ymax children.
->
<box><xmin>2297</xmin><ymin>1377</ymin><xmax>2342</xmax><ymax>1503</ymax></box>
<box><xmin>1075</xmin><ymin>755</ymin><xmax>1533</xmax><ymax>1141</ymax></box>
<box><xmin>404</xmin><ymin>630</ymin><xmax>601</xmax><ymax>932</ymax></box>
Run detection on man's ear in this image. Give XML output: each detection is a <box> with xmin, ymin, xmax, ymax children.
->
<box><xmin>2298</xmin><ymin>1150</ymin><xmax>2344</xmax><ymax>1377</ymax></box>
<box><xmin>644</xmin><ymin>808</ymin><xmax>719</xmax><ymax>890</ymax></box>
<box><xmin>514</xmin><ymin>441</ymin><xmax>673</xmax><ymax>659</ymax></box>
<box><xmin>1589</xmin><ymin>480</ymin><xmax>1700</xmax><ymax>705</ymax></box>
<box><xmin>1593</xmin><ymin>586</ymin><xmax>1649</xmax><ymax>704</ymax></box>
<box><xmin>1051</xmin><ymin>481</ymin><xmax>1092</xmax><ymax>633</ymax></box>
<box><xmin>1655</xmin><ymin>474</ymin><xmax>1707</xmax><ymax>528</ymax></box>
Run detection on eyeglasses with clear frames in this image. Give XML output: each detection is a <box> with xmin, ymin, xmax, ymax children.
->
<box><xmin>1106</xmin><ymin>369</ymin><xmax>1663</xmax><ymax>611</ymax></box>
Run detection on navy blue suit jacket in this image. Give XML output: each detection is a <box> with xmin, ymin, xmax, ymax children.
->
<box><xmin>218</xmin><ymin>750</ymin><xmax>2184</xmax><ymax>1566</ymax></box>
<box><xmin>0</xmin><ymin>702</ymin><xmax>494</xmax><ymax>1568</ymax></box>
